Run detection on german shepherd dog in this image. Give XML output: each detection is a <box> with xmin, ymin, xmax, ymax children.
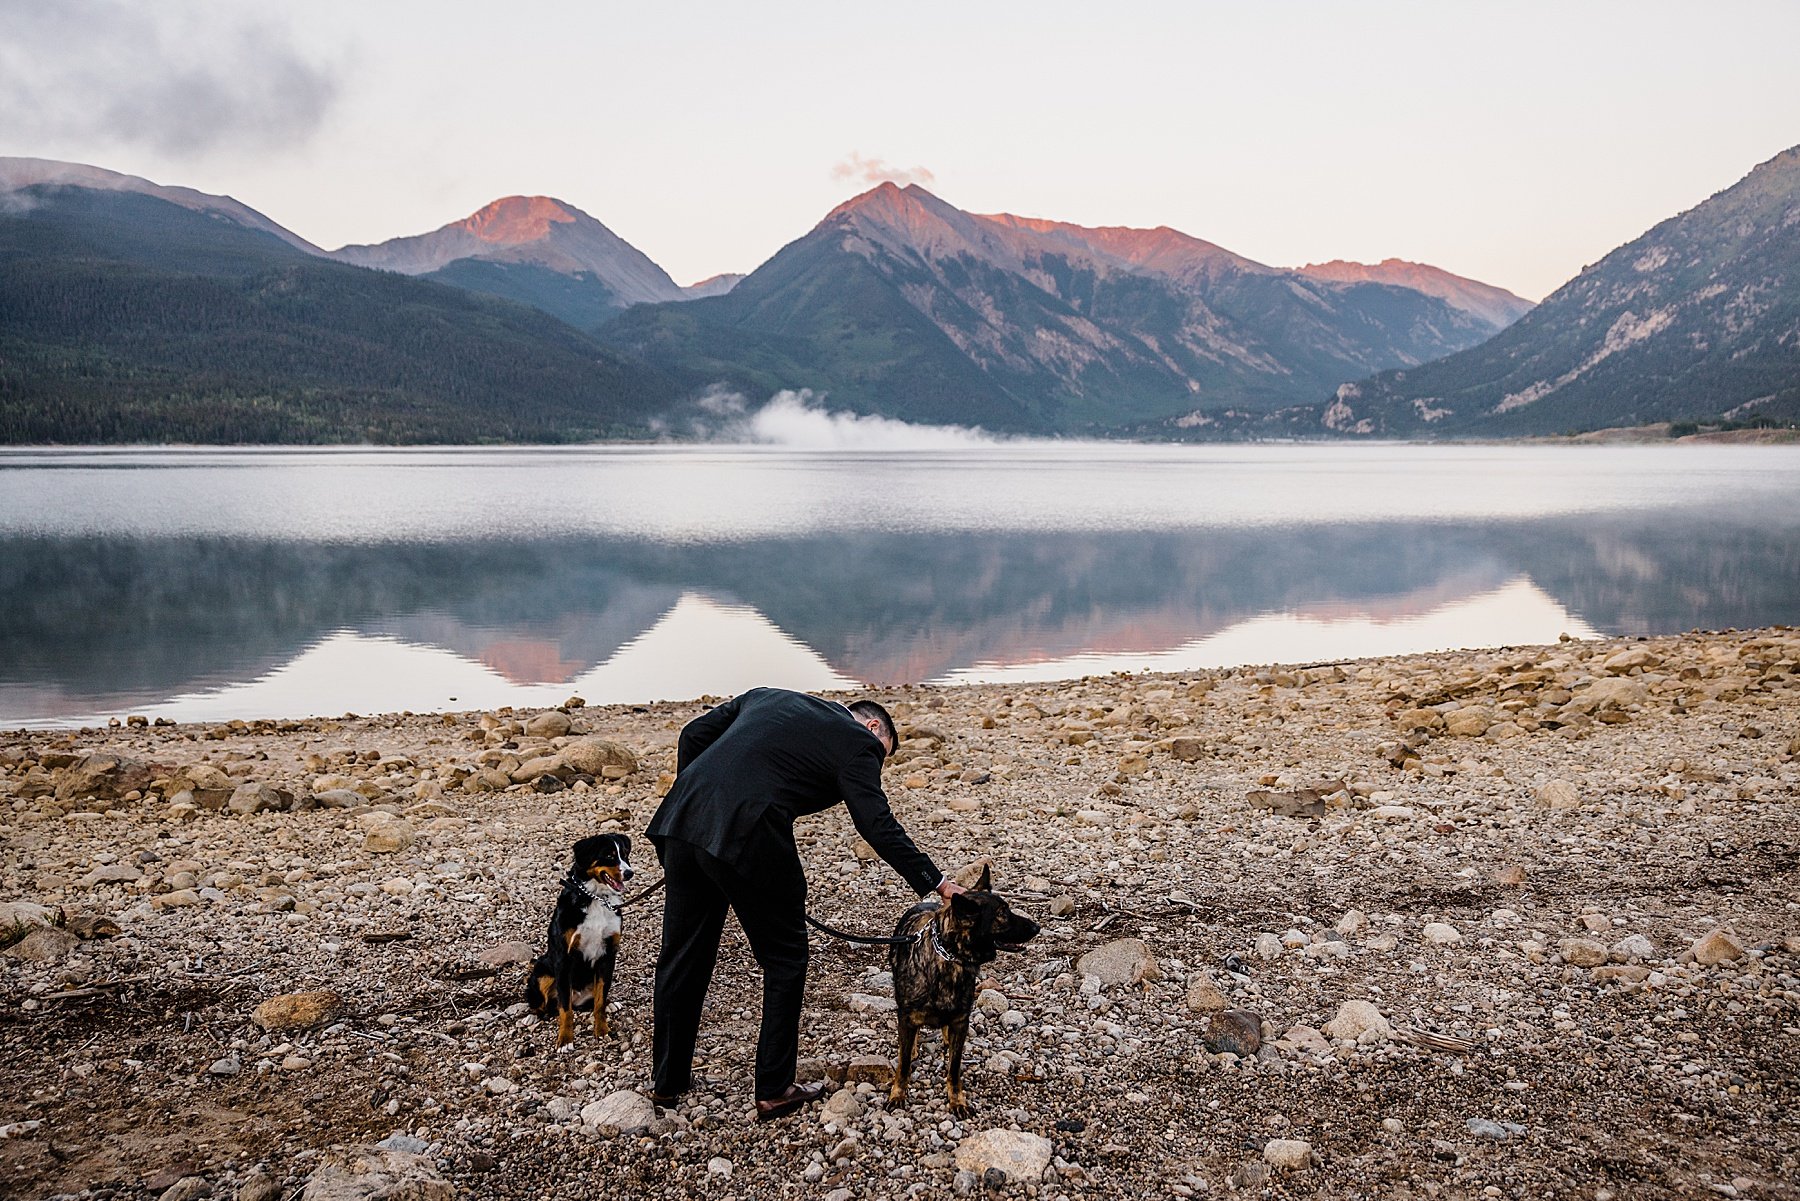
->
<box><xmin>887</xmin><ymin>865</ymin><xmax>1040</xmax><ymax>1115</ymax></box>
<box><xmin>525</xmin><ymin>834</ymin><xmax>633</xmax><ymax>1047</ymax></box>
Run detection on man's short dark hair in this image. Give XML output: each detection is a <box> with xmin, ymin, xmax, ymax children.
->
<box><xmin>847</xmin><ymin>699</ymin><xmax>898</xmax><ymax>757</ymax></box>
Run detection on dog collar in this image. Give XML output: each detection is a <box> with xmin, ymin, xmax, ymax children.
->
<box><xmin>568</xmin><ymin>873</ymin><xmax>623</xmax><ymax>907</ymax></box>
<box><xmin>927</xmin><ymin>918</ymin><xmax>956</xmax><ymax>963</ymax></box>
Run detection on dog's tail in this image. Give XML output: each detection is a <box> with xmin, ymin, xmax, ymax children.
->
<box><xmin>524</xmin><ymin>955</ymin><xmax>555</xmax><ymax>1016</ymax></box>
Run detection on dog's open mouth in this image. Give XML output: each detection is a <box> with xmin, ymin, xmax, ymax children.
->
<box><xmin>995</xmin><ymin>941</ymin><xmax>1029</xmax><ymax>953</ymax></box>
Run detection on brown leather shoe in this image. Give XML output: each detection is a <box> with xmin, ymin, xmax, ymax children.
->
<box><xmin>754</xmin><ymin>1081</ymin><xmax>826</xmax><ymax>1122</ymax></box>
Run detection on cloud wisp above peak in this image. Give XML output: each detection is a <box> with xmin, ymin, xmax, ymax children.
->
<box><xmin>831</xmin><ymin>151</ymin><xmax>935</xmax><ymax>189</ymax></box>
<box><xmin>0</xmin><ymin>1</ymin><xmax>341</xmax><ymax>160</ymax></box>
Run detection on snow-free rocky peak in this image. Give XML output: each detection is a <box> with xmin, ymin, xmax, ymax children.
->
<box><xmin>331</xmin><ymin>195</ymin><xmax>684</xmax><ymax>307</ymax></box>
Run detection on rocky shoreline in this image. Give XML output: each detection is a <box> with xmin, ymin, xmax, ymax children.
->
<box><xmin>2</xmin><ymin>629</ymin><xmax>1797</xmax><ymax>1200</ymax></box>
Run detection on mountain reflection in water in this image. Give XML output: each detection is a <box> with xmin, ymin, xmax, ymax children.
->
<box><xmin>3</xmin><ymin>513</ymin><xmax>1796</xmax><ymax>726</ymax></box>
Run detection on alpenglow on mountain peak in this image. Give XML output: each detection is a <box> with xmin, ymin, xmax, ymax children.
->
<box><xmin>459</xmin><ymin>194</ymin><xmax>581</xmax><ymax>243</ymax></box>
<box><xmin>822</xmin><ymin>182</ymin><xmax>1269</xmax><ymax>287</ymax></box>
<box><xmin>817</xmin><ymin>181</ymin><xmax>1522</xmax><ymax>312</ymax></box>
<box><xmin>601</xmin><ymin>180</ymin><xmax>1535</xmax><ymax>434</ymax></box>
<box><xmin>330</xmin><ymin>194</ymin><xmax>684</xmax><ymax>307</ymax></box>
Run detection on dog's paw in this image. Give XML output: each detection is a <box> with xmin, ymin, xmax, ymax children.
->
<box><xmin>556</xmin><ymin>1040</ymin><xmax>577</xmax><ymax>1054</ymax></box>
<box><xmin>947</xmin><ymin>1094</ymin><xmax>972</xmax><ymax>1119</ymax></box>
<box><xmin>886</xmin><ymin>1086</ymin><xmax>908</xmax><ymax>1108</ymax></box>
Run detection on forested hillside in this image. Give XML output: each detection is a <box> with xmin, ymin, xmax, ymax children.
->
<box><xmin>0</xmin><ymin>186</ymin><xmax>678</xmax><ymax>444</ymax></box>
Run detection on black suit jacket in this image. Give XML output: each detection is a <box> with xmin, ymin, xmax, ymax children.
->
<box><xmin>647</xmin><ymin>688</ymin><xmax>942</xmax><ymax>896</ymax></box>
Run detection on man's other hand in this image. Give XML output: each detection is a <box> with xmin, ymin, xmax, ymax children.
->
<box><xmin>935</xmin><ymin>878</ymin><xmax>968</xmax><ymax>901</ymax></box>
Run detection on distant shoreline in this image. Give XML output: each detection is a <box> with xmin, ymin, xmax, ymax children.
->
<box><xmin>2</xmin><ymin>425</ymin><xmax>1798</xmax><ymax>453</ymax></box>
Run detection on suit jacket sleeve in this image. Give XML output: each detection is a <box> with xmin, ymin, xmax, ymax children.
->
<box><xmin>837</xmin><ymin>741</ymin><xmax>942</xmax><ymax>895</ymax></box>
<box><xmin>677</xmin><ymin>692</ymin><xmax>745</xmax><ymax>774</ymax></box>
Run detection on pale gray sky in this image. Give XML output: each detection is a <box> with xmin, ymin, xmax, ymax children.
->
<box><xmin>2</xmin><ymin>0</ymin><xmax>1796</xmax><ymax>299</ymax></box>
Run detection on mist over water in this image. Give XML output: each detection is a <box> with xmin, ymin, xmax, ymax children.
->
<box><xmin>685</xmin><ymin>388</ymin><xmax>1006</xmax><ymax>449</ymax></box>
<box><xmin>2</xmin><ymin>443</ymin><xmax>1798</xmax><ymax>726</ymax></box>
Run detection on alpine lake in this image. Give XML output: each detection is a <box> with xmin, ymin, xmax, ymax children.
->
<box><xmin>3</xmin><ymin>442</ymin><xmax>1798</xmax><ymax>728</ymax></box>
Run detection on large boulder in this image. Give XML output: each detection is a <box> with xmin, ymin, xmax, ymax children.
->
<box><xmin>15</xmin><ymin>767</ymin><xmax>57</xmax><ymax>798</ymax></box>
<box><xmin>172</xmin><ymin>763</ymin><xmax>238</xmax><ymax>810</ymax></box>
<box><xmin>461</xmin><ymin>769</ymin><xmax>513</xmax><ymax>794</ymax></box>
<box><xmin>1392</xmin><ymin>707</ymin><xmax>1444</xmax><ymax>731</ymax></box>
<box><xmin>1184</xmin><ymin>969</ymin><xmax>1227</xmax><ymax>1013</ymax></box>
<box><xmin>299</xmin><ymin>1145</ymin><xmax>451</xmax><ymax>1201</ymax></box>
<box><xmin>1422</xmin><ymin>922</ymin><xmax>1464</xmax><ymax>946</ymax></box>
<box><xmin>844</xmin><ymin>1055</ymin><xmax>893</xmax><ymax>1085</ymax></box>
<box><xmin>1558</xmin><ymin>938</ymin><xmax>1609</xmax><ymax>968</ymax></box>
<box><xmin>174</xmin><ymin>764</ymin><xmax>237</xmax><ymax>791</ymax></box>
<box><xmin>1601</xmin><ymin>647</ymin><xmax>1660</xmax><ymax>675</ymax></box>
<box><xmin>476</xmin><ymin>941</ymin><xmax>536</xmax><ymax>968</ymax></box>
<box><xmin>1534</xmin><ymin>780</ymin><xmax>1582</xmax><ymax>809</ymax></box>
<box><xmin>955</xmin><ymin>1130</ymin><xmax>1053</xmax><ymax>1183</ymax></box>
<box><xmin>1565</xmin><ymin>676</ymin><xmax>1648</xmax><ymax>715</ymax></box>
<box><xmin>1275</xmin><ymin>1024</ymin><xmax>1331</xmax><ymax>1055</ymax></box>
<box><xmin>7</xmin><ymin>926</ymin><xmax>78</xmax><ymax>963</ymax></box>
<box><xmin>253</xmin><ymin>990</ymin><xmax>342</xmax><ymax>1032</ymax></box>
<box><xmin>0</xmin><ymin>900</ymin><xmax>56</xmax><ymax>933</ymax></box>
<box><xmin>227</xmin><ymin>782</ymin><xmax>291</xmax><ymax>816</ymax></box>
<box><xmin>55</xmin><ymin>752</ymin><xmax>153</xmax><ymax>803</ymax></box>
<box><xmin>312</xmin><ymin>789</ymin><xmax>366</xmax><ymax>809</ymax></box>
<box><xmin>820</xmin><ymin>1087</ymin><xmax>863</xmax><ymax>1125</ymax></box>
<box><xmin>1263</xmin><ymin>1139</ymin><xmax>1315</xmax><ymax>1170</ymax></box>
<box><xmin>509</xmin><ymin>754</ymin><xmax>566</xmax><ymax>785</ymax></box>
<box><xmin>1165</xmin><ymin>736</ymin><xmax>1208</xmax><ymax>762</ymax></box>
<box><xmin>1443</xmin><ymin>706</ymin><xmax>1492</xmax><ymax>738</ymax></box>
<box><xmin>362</xmin><ymin>818</ymin><xmax>415</xmax><ymax>854</ymax></box>
<box><xmin>1691</xmin><ymin>928</ymin><xmax>1745</xmax><ymax>965</ymax></box>
<box><xmin>560</xmin><ymin>737</ymin><xmax>639</xmax><ymax>777</ymax></box>
<box><xmin>1202</xmin><ymin>1009</ymin><xmax>1263</xmax><ymax>1056</ymax></box>
<box><xmin>1323</xmin><ymin>999</ymin><xmax>1392</xmax><ymax>1044</ymax></box>
<box><xmin>581</xmin><ymin>1089</ymin><xmax>658</xmax><ymax>1135</ymax></box>
<box><xmin>524</xmin><ymin>710</ymin><xmax>573</xmax><ymax>739</ymax></box>
<box><xmin>1076</xmin><ymin>938</ymin><xmax>1160</xmax><ymax>987</ymax></box>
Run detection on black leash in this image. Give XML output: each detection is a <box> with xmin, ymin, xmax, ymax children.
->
<box><xmin>617</xmin><ymin>875</ymin><xmax>924</xmax><ymax>948</ymax></box>
<box><xmin>803</xmin><ymin>912</ymin><xmax>924</xmax><ymax>948</ymax></box>
<box><xmin>619</xmin><ymin>878</ymin><xmax>928</xmax><ymax>950</ymax></box>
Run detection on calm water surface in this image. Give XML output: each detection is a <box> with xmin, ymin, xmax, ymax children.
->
<box><xmin>3</xmin><ymin>443</ymin><xmax>1797</xmax><ymax>726</ymax></box>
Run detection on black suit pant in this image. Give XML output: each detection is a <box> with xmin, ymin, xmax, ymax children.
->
<box><xmin>652</xmin><ymin>837</ymin><xmax>808</xmax><ymax>1101</ymax></box>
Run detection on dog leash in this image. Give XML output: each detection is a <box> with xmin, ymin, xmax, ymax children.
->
<box><xmin>611</xmin><ymin>875</ymin><xmax>937</xmax><ymax>953</ymax></box>
<box><xmin>616</xmin><ymin>877</ymin><xmax>667</xmax><ymax>910</ymax></box>
<box><xmin>802</xmin><ymin>912</ymin><xmax>926</xmax><ymax>948</ymax></box>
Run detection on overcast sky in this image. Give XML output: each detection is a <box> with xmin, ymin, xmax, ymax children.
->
<box><xmin>2</xmin><ymin>0</ymin><xmax>1797</xmax><ymax>299</ymax></box>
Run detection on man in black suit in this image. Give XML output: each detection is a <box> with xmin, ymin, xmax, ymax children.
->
<box><xmin>646</xmin><ymin>687</ymin><xmax>962</xmax><ymax>1120</ymax></box>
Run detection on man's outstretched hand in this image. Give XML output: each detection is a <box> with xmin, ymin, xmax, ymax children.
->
<box><xmin>935</xmin><ymin>878</ymin><xmax>968</xmax><ymax>901</ymax></box>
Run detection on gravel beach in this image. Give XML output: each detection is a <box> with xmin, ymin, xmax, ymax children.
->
<box><xmin>2</xmin><ymin>629</ymin><xmax>1797</xmax><ymax>1201</ymax></box>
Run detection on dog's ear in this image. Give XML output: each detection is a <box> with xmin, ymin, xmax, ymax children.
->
<box><xmin>949</xmin><ymin>889</ymin><xmax>980</xmax><ymax>916</ymax></box>
<box><xmin>615</xmin><ymin>833</ymin><xmax>632</xmax><ymax>860</ymax></box>
<box><xmin>975</xmin><ymin>864</ymin><xmax>992</xmax><ymax>891</ymax></box>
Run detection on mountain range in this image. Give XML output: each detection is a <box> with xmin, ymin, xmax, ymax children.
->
<box><xmin>1319</xmin><ymin>146</ymin><xmax>1800</xmax><ymax>436</ymax></box>
<box><xmin>2</xmin><ymin>147</ymin><xmax>1794</xmax><ymax>443</ymax></box>
<box><xmin>0</xmin><ymin>161</ymin><xmax>677</xmax><ymax>443</ymax></box>
<box><xmin>599</xmin><ymin>182</ymin><xmax>1530</xmax><ymax>431</ymax></box>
